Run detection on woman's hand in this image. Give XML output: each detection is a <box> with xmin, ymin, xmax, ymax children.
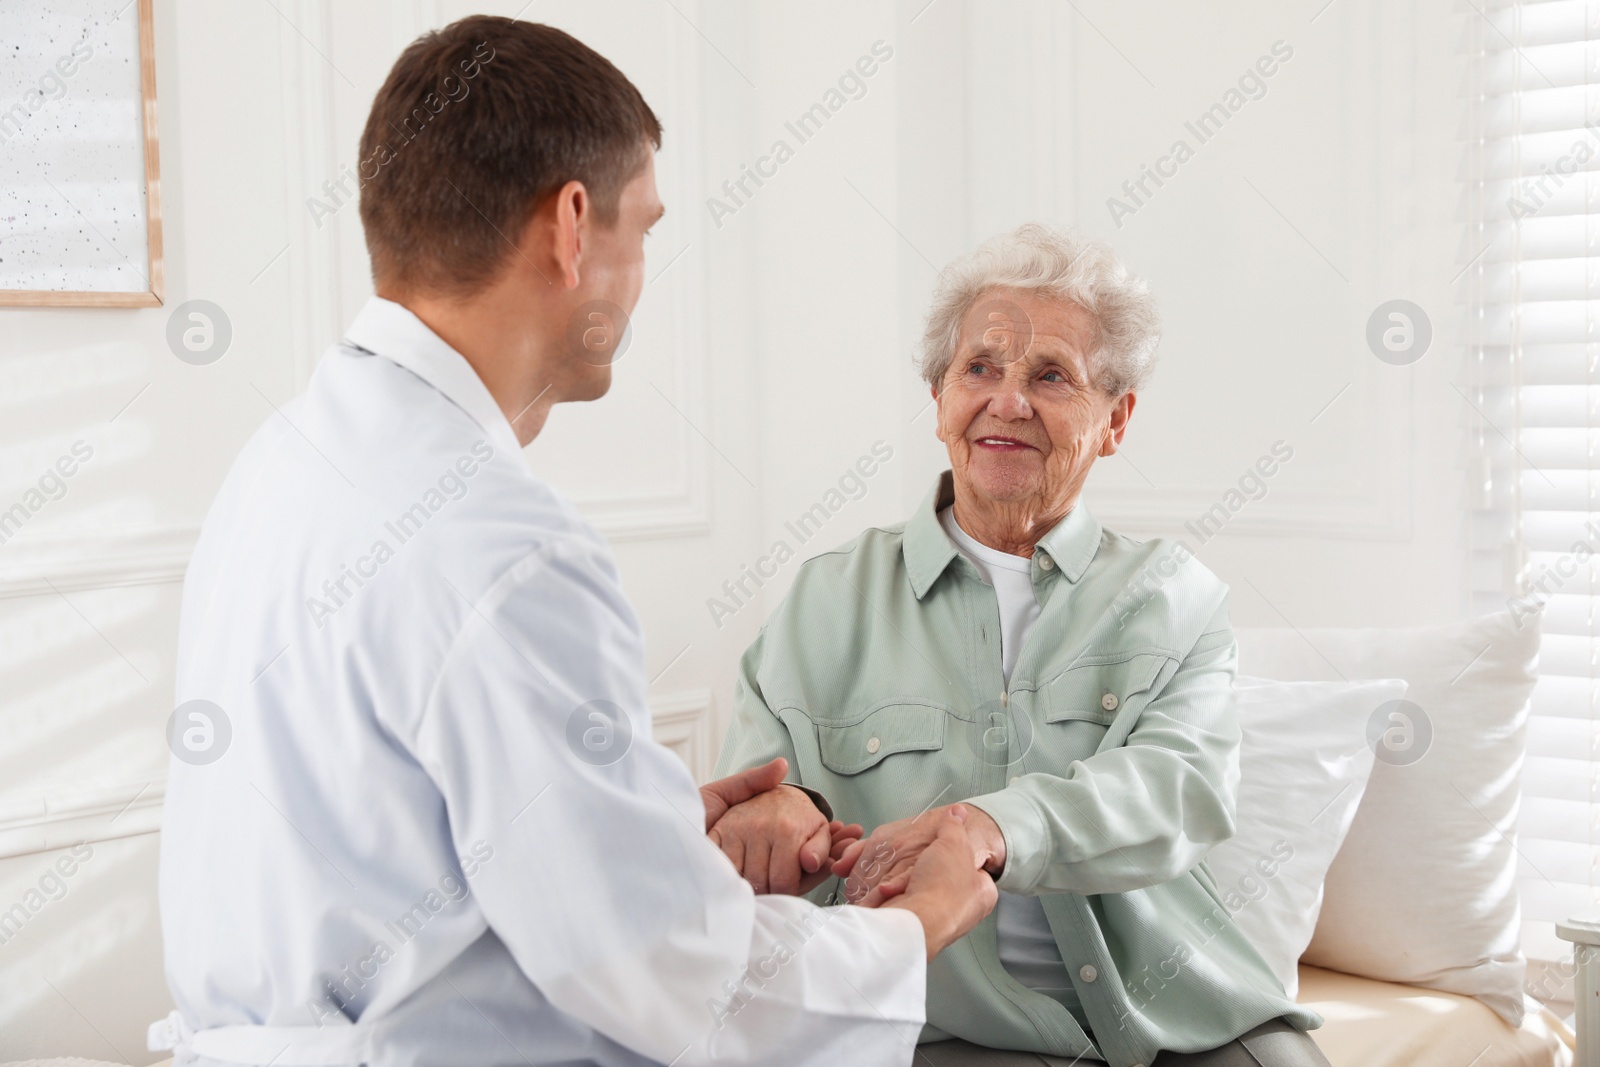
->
<box><xmin>882</xmin><ymin>807</ymin><xmax>1000</xmax><ymax>960</ymax></box>
<box><xmin>833</xmin><ymin>802</ymin><xmax>1006</xmax><ymax>906</ymax></box>
<box><xmin>705</xmin><ymin>761</ymin><xmax>863</xmax><ymax>895</ymax></box>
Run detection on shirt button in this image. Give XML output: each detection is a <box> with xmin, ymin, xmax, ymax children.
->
<box><xmin>1008</xmin><ymin>775</ymin><xmax>1019</xmax><ymax>785</ymax></box>
<box><xmin>866</xmin><ymin>736</ymin><xmax>881</xmax><ymax>754</ymax></box>
<box><xmin>1079</xmin><ymin>964</ymin><xmax>1098</xmax><ymax>983</ymax></box>
<box><xmin>1039</xmin><ymin>554</ymin><xmax>1056</xmax><ymax>571</ymax></box>
<box><xmin>1101</xmin><ymin>692</ymin><xmax>1119</xmax><ymax>711</ymax></box>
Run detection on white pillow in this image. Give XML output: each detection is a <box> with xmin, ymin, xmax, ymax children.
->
<box><xmin>1205</xmin><ymin>676</ymin><xmax>1404</xmax><ymax>998</ymax></box>
<box><xmin>1235</xmin><ymin>612</ymin><xmax>1540</xmax><ymax>1026</ymax></box>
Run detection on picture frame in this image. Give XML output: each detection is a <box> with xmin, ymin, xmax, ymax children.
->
<box><xmin>0</xmin><ymin>0</ymin><xmax>164</xmax><ymax>308</ymax></box>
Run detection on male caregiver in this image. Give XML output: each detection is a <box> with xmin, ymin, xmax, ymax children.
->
<box><xmin>154</xmin><ymin>16</ymin><xmax>995</xmax><ymax>1067</ymax></box>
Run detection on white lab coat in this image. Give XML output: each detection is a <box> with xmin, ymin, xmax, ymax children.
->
<box><xmin>155</xmin><ymin>297</ymin><xmax>926</xmax><ymax>1067</ymax></box>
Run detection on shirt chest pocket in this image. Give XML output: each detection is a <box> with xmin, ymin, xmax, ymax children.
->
<box><xmin>815</xmin><ymin>702</ymin><xmax>946</xmax><ymax>775</ymax></box>
<box><xmin>1041</xmin><ymin>650</ymin><xmax>1173</xmax><ymax>732</ymax></box>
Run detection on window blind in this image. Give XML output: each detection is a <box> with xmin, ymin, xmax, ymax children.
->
<box><xmin>1476</xmin><ymin>0</ymin><xmax>1600</xmax><ymax>966</ymax></box>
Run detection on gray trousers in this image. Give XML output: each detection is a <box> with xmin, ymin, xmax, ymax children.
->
<box><xmin>914</xmin><ymin>1018</ymin><xmax>1333</xmax><ymax>1067</ymax></box>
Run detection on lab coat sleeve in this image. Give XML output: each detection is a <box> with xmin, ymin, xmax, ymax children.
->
<box><xmin>965</xmin><ymin>610</ymin><xmax>1240</xmax><ymax>896</ymax></box>
<box><xmin>412</xmin><ymin>534</ymin><xmax>926</xmax><ymax>1067</ymax></box>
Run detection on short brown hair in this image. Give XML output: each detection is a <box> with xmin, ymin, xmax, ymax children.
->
<box><xmin>358</xmin><ymin>17</ymin><xmax>661</xmax><ymax>295</ymax></box>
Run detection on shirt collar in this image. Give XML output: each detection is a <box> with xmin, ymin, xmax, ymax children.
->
<box><xmin>902</xmin><ymin>471</ymin><xmax>1103</xmax><ymax>599</ymax></box>
<box><xmin>341</xmin><ymin>296</ymin><xmax>524</xmax><ymax>460</ymax></box>
<box><xmin>1037</xmin><ymin>492</ymin><xmax>1103</xmax><ymax>583</ymax></box>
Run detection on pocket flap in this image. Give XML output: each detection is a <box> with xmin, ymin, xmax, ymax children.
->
<box><xmin>816</xmin><ymin>702</ymin><xmax>946</xmax><ymax>775</ymax></box>
<box><xmin>1042</xmin><ymin>652</ymin><xmax>1170</xmax><ymax>725</ymax></box>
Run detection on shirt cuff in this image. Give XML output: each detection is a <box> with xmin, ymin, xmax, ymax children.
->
<box><xmin>788</xmin><ymin>783</ymin><xmax>834</xmax><ymax>822</ymax></box>
<box><xmin>964</xmin><ymin>786</ymin><xmax>1049</xmax><ymax>895</ymax></box>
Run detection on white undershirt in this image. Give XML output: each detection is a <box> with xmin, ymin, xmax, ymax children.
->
<box><xmin>937</xmin><ymin>508</ymin><xmax>1084</xmax><ymax>1019</ymax></box>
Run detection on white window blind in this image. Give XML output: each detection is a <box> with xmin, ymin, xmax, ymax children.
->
<box><xmin>1477</xmin><ymin>0</ymin><xmax>1600</xmax><ymax>965</ymax></box>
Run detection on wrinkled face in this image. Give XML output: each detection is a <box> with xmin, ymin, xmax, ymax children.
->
<box><xmin>934</xmin><ymin>287</ymin><xmax>1133</xmax><ymax>524</ymax></box>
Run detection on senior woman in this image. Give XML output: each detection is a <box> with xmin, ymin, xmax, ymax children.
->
<box><xmin>710</xmin><ymin>225</ymin><xmax>1328</xmax><ymax>1067</ymax></box>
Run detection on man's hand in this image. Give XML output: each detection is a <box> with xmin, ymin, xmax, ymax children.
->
<box><xmin>882</xmin><ymin>807</ymin><xmax>999</xmax><ymax>960</ymax></box>
<box><xmin>701</xmin><ymin>757</ymin><xmax>864</xmax><ymax>895</ymax></box>
<box><xmin>833</xmin><ymin>802</ymin><xmax>1006</xmax><ymax>907</ymax></box>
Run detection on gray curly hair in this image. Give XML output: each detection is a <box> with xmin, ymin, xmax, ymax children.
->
<box><xmin>919</xmin><ymin>224</ymin><xmax>1161</xmax><ymax>397</ymax></box>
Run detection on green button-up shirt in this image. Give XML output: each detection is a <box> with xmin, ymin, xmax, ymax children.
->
<box><xmin>714</xmin><ymin>472</ymin><xmax>1319</xmax><ymax>1067</ymax></box>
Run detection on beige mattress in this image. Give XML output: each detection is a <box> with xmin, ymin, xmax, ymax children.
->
<box><xmin>1298</xmin><ymin>964</ymin><xmax>1575</xmax><ymax>1067</ymax></box>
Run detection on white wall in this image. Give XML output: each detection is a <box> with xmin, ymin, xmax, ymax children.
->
<box><xmin>887</xmin><ymin>0</ymin><xmax>1472</xmax><ymax>631</ymax></box>
<box><xmin>0</xmin><ymin>1</ymin><xmax>1472</xmax><ymax>1059</ymax></box>
<box><xmin>730</xmin><ymin>0</ymin><xmax>1473</xmax><ymax>631</ymax></box>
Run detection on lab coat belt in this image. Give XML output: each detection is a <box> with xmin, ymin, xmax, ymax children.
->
<box><xmin>149</xmin><ymin>1009</ymin><xmax>376</xmax><ymax>1065</ymax></box>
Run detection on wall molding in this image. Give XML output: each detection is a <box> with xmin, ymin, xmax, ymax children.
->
<box><xmin>540</xmin><ymin>10</ymin><xmax>714</xmax><ymax>544</ymax></box>
<box><xmin>0</xmin><ymin>523</ymin><xmax>196</xmax><ymax>600</ymax></box>
<box><xmin>572</xmin><ymin>485</ymin><xmax>711</xmax><ymax>542</ymax></box>
<box><xmin>1034</xmin><ymin>7</ymin><xmax>1416</xmax><ymax>547</ymax></box>
<box><xmin>1086</xmin><ymin>364</ymin><xmax>1414</xmax><ymax>543</ymax></box>
<box><xmin>272</xmin><ymin>1</ymin><xmax>715</xmax><ymax>542</ymax></box>
<box><xmin>652</xmin><ymin>687</ymin><xmax>714</xmax><ymax>783</ymax></box>
<box><xmin>279</xmin><ymin>0</ymin><xmax>344</xmax><ymax>393</ymax></box>
<box><xmin>1085</xmin><ymin>401</ymin><xmax>1419</xmax><ymax>546</ymax></box>
<box><xmin>0</xmin><ymin>779</ymin><xmax>164</xmax><ymax>861</ymax></box>
<box><xmin>0</xmin><ymin>686</ymin><xmax>716</xmax><ymax>860</ymax></box>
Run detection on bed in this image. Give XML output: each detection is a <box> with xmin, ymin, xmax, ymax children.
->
<box><xmin>1298</xmin><ymin>964</ymin><xmax>1575</xmax><ymax>1067</ymax></box>
<box><xmin>0</xmin><ymin>964</ymin><xmax>1579</xmax><ymax>1067</ymax></box>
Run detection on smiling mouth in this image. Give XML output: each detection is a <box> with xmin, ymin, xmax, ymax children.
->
<box><xmin>973</xmin><ymin>436</ymin><xmax>1037</xmax><ymax>452</ymax></box>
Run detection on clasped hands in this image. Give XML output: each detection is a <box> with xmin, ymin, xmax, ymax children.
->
<box><xmin>701</xmin><ymin>757</ymin><xmax>1000</xmax><ymax>958</ymax></box>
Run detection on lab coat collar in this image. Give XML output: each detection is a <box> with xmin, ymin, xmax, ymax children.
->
<box><xmin>902</xmin><ymin>470</ymin><xmax>1102</xmax><ymax>599</ymax></box>
<box><xmin>342</xmin><ymin>297</ymin><xmax>524</xmax><ymax>460</ymax></box>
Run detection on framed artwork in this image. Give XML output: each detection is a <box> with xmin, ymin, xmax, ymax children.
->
<box><xmin>0</xmin><ymin>0</ymin><xmax>163</xmax><ymax>307</ymax></box>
